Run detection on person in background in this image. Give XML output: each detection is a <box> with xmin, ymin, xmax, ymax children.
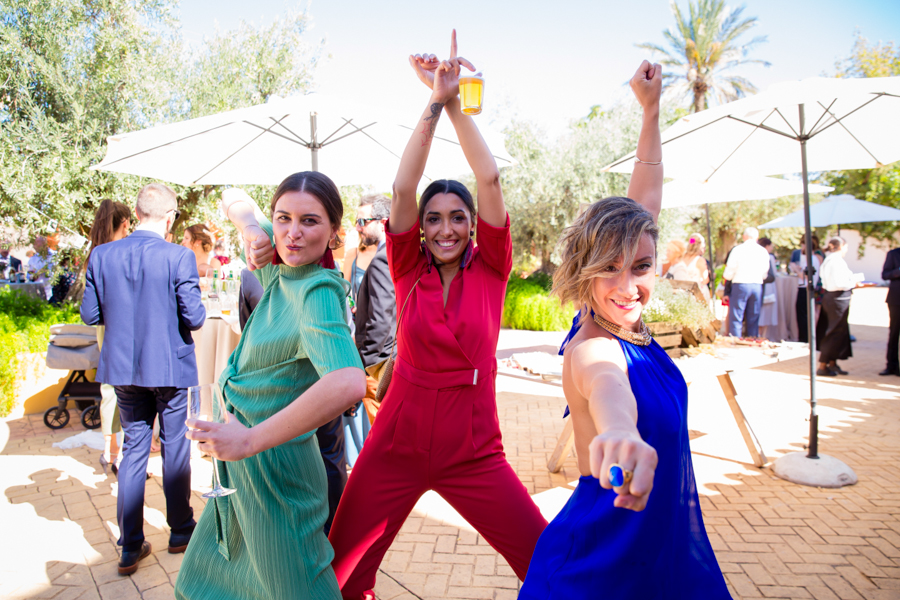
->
<box><xmin>881</xmin><ymin>245</ymin><xmax>900</xmax><ymax>377</ymax></box>
<box><xmin>28</xmin><ymin>235</ymin><xmax>56</xmax><ymax>298</ymax></box>
<box><xmin>181</xmin><ymin>224</ymin><xmax>222</xmax><ymax>277</ymax></box>
<box><xmin>723</xmin><ymin>227</ymin><xmax>770</xmax><ymax>338</ymax></box>
<box><xmin>213</xmin><ymin>239</ymin><xmax>230</xmax><ymax>266</ymax></box>
<box><xmin>342</xmin><ymin>195</ymin><xmax>383</xmax><ymax>304</ymax></box>
<box><xmin>757</xmin><ymin>237</ymin><xmax>779</xmax><ymax>340</ymax></box>
<box><xmin>817</xmin><ymin>236</ymin><xmax>863</xmax><ymax>376</ymax></box>
<box><xmin>668</xmin><ymin>233</ymin><xmax>710</xmax><ymax>300</ymax></box>
<box><xmin>661</xmin><ymin>239</ymin><xmax>686</xmax><ymax>277</ymax></box>
<box><xmin>80</xmin><ymin>183</ymin><xmax>202</xmax><ymax>575</ymax></box>
<box><xmin>0</xmin><ymin>239</ymin><xmax>23</xmax><ymax>274</ymax></box>
<box><xmin>86</xmin><ymin>199</ymin><xmax>132</xmax><ymax>475</ymax></box>
<box><xmin>353</xmin><ymin>194</ymin><xmax>396</xmax><ymax>423</ymax></box>
<box><xmin>49</xmin><ymin>249</ymin><xmax>77</xmax><ymax>305</ymax></box>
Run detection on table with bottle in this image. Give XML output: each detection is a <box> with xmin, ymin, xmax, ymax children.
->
<box><xmin>193</xmin><ymin>269</ymin><xmax>242</xmax><ymax>386</ymax></box>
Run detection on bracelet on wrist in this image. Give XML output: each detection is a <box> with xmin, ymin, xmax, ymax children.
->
<box><xmin>634</xmin><ymin>157</ymin><xmax>662</xmax><ymax>166</ymax></box>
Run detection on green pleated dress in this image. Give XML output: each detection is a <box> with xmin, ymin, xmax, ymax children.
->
<box><xmin>175</xmin><ymin>218</ymin><xmax>363</xmax><ymax>600</ymax></box>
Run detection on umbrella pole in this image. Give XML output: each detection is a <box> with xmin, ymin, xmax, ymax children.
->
<box><xmin>799</xmin><ymin>104</ymin><xmax>819</xmax><ymax>460</ymax></box>
<box><xmin>310</xmin><ymin>112</ymin><xmax>319</xmax><ymax>172</ymax></box>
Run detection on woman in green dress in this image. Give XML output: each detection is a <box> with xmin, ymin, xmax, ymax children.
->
<box><xmin>175</xmin><ymin>172</ymin><xmax>367</xmax><ymax>600</ymax></box>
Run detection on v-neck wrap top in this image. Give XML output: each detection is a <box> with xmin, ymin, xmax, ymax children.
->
<box><xmin>379</xmin><ymin>215</ymin><xmax>512</xmax><ymax>459</ymax></box>
<box><xmin>387</xmin><ymin>215</ymin><xmax>512</xmax><ymax>378</ymax></box>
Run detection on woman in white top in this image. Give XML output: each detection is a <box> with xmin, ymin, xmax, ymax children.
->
<box><xmin>816</xmin><ymin>236</ymin><xmax>864</xmax><ymax>376</ymax></box>
<box><xmin>669</xmin><ymin>233</ymin><xmax>710</xmax><ymax>300</ymax></box>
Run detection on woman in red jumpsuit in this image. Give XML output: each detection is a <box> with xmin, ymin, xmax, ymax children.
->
<box><xmin>328</xmin><ymin>33</ymin><xmax>548</xmax><ymax>599</ymax></box>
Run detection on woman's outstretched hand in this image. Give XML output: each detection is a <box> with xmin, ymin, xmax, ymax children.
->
<box><xmin>590</xmin><ymin>429</ymin><xmax>658</xmax><ymax>511</ymax></box>
<box><xmin>186</xmin><ymin>413</ymin><xmax>256</xmax><ymax>462</ymax></box>
<box><xmin>630</xmin><ymin>60</ymin><xmax>662</xmax><ymax>112</ymax></box>
<box><xmin>409</xmin><ymin>29</ymin><xmax>476</xmax><ymax>103</ymax></box>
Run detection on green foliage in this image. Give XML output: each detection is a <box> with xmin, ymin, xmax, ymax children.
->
<box><xmin>644</xmin><ymin>278</ymin><xmax>715</xmax><ymax>330</ymax></box>
<box><xmin>500</xmin><ymin>103</ymin><xmax>638</xmax><ymax>272</ymax></box>
<box><xmin>823</xmin><ymin>33</ymin><xmax>900</xmax><ymax>247</ymax></box>
<box><xmin>636</xmin><ymin>0</ymin><xmax>769</xmax><ymax>112</ymax></box>
<box><xmin>0</xmin><ymin>289</ymin><xmax>80</xmax><ymax>416</ymax></box>
<box><xmin>503</xmin><ymin>275</ymin><xmax>574</xmax><ymax>332</ymax></box>
<box><xmin>0</xmin><ymin>1</ymin><xmax>322</xmax><ymax>294</ymax></box>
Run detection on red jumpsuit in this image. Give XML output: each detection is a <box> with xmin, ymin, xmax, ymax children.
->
<box><xmin>328</xmin><ymin>216</ymin><xmax>548</xmax><ymax>600</ymax></box>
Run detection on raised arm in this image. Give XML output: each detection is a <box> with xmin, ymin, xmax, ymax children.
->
<box><xmin>571</xmin><ymin>337</ymin><xmax>658</xmax><ymax>511</ymax></box>
<box><xmin>394</xmin><ymin>30</ymin><xmax>505</xmax><ymax>230</ymax></box>
<box><xmin>626</xmin><ymin>61</ymin><xmax>663</xmax><ymax>224</ymax></box>
<box><xmin>221</xmin><ymin>188</ymin><xmax>274</xmax><ymax>270</ymax></box>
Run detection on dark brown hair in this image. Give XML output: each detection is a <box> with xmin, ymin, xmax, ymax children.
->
<box><xmin>185</xmin><ymin>224</ymin><xmax>214</xmax><ymax>253</ymax></box>
<box><xmin>88</xmin><ymin>199</ymin><xmax>131</xmax><ymax>264</ymax></box>
<box><xmin>270</xmin><ymin>171</ymin><xmax>344</xmax><ymax>248</ymax></box>
<box><xmin>417</xmin><ymin>179</ymin><xmax>476</xmax><ymax>227</ymax></box>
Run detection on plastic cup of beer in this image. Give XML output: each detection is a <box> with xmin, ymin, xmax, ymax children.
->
<box><xmin>459</xmin><ymin>73</ymin><xmax>484</xmax><ymax>115</ymax></box>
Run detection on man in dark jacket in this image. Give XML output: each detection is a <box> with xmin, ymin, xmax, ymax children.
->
<box><xmin>353</xmin><ymin>195</ymin><xmax>396</xmax><ymax>421</ymax></box>
<box><xmin>881</xmin><ymin>247</ymin><xmax>900</xmax><ymax>376</ymax></box>
<box><xmin>80</xmin><ymin>183</ymin><xmax>203</xmax><ymax>575</ymax></box>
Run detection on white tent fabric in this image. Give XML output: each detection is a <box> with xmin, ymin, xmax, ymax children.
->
<box><xmin>92</xmin><ymin>94</ymin><xmax>514</xmax><ymax>190</ymax></box>
<box><xmin>662</xmin><ymin>176</ymin><xmax>833</xmax><ymax>209</ymax></box>
<box><xmin>606</xmin><ymin>77</ymin><xmax>900</xmax><ymax>179</ymax></box>
<box><xmin>759</xmin><ymin>194</ymin><xmax>900</xmax><ymax>228</ymax></box>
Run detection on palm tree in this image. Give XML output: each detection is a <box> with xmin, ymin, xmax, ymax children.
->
<box><xmin>637</xmin><ymin>0</ymin><xmax>769</xmax><ymax>113</ymax></box>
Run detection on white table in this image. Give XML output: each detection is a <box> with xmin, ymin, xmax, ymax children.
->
<box><xmin>192</xmin><ymin>314</ymin><xmax>241</xmax><ymax>386</ymax></box>
<box><xmin>504</xmin><ymin>342</ymin><xmax>810</xmax><ymax>472</ymax></box>
<box><xmin>767</xmin><ymin>276</ymin><xmax>800</xmax><ymax>342</ymax></box>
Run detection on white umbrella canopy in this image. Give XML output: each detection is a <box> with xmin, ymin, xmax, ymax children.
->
<box><xmin>606</xmin><ymin>77</ymin><xmax>900</xmax><ymax>179</ymax></box>
<box><xmin>91</xmin><ymin>93</ymin><xmax>514</xmax><ymax>190</ymax></box>
<box><xmin>662</xmin><ymin>176</ymin><xmax>833</xmax><ymax>209</ymax></box>
<box><xmin>759</xmin><ymin>194</ymin><xmax>900</xmax><ymax>229</ymax></box>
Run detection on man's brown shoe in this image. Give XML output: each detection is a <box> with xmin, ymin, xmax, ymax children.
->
<box><xmin>118</xmin><ymin>541</ymin><xmax>151</xmax><ymax>575</ymax></box>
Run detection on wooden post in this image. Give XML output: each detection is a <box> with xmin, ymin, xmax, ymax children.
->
<box><xmin>548</xmin><ymin>416</ymin><xmax>576</xmax><ymax>473</ymax></box>
<box><xmin>717</xmin><ymin>372</ymin><xmax>768</xmax><ymax>467</ymax></box>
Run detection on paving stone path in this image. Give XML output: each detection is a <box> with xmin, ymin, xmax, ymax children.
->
<box><xmin>1</xmin><ymin>288</ymin><xmax>897</xmax><ymax>600</ymax></box>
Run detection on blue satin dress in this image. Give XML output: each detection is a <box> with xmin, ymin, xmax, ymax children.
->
<box><xmin>519</xmin><ymin>316</ymin><xmax>731</xmax><ymax>599</ymax></box>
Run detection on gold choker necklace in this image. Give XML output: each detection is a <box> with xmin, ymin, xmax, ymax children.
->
<box><xmin>592</xmin><ymin>312</ymin><xmax>652</xmax><ymax>346</ymax></box>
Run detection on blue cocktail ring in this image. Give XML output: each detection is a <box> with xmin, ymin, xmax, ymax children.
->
<box><xmin>609</xmin><ymin>464</ymin><xmax>633</xmax><ymax>488</ymax></box>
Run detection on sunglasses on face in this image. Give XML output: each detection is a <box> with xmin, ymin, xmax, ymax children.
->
<box><xmin>356</xmin><ymin>218</ymin><xmax>378</xmax><ymax>228</ymax></box>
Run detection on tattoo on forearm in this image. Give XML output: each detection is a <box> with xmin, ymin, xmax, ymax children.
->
<box><xmin>420</xmin><ymin>102</ymin><xmax>444</xmax><ymax>146</ymax></box>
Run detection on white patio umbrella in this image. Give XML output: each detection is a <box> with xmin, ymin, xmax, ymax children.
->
<box><xmin>91</xmin><ymin>93</ymin><xmax>514</xmax><ymax>190</ymax></box>
<box><xmin>605</xmin><ymin>76</ymin><xmax>900</xmax><ymax>488</ymax></box>
<box><xmin>759</xmin><ymin>193</ymin><xmax>900</xmax><ymax>229</ymax></box>
<box><xmin>663</xmin><ymin>176</ymin><xmax>833</xmax><ymax>209</ymax></box>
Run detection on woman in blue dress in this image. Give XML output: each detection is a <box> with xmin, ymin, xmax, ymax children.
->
<box><xmin>519</xmin><ymin>61</ymin><xmax>731</xmax><ymax>600</ymax></box>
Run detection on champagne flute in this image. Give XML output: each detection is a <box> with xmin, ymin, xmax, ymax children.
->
<box><xmin>187</xmin><ymin>383</ymin><xmax>236</xmax><ymax>498</ymax></box>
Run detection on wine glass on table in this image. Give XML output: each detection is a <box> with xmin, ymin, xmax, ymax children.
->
<box><xmin>187</xmin><ymin>383</ymin><xmax>237</xmax><ymax>498</ymax></box>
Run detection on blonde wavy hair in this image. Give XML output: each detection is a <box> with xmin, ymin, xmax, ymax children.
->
<box><xmin>552</xmin><ymin>197</ymin><xmax>659</xmax><ymax>323</ymax></box>
<box><xmin>684</xmin><ymin>232</ymin><xmax>705</xmax><ymax>260</ymax></box>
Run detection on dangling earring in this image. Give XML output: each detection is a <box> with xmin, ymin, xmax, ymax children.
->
<box><xmin>470</xmin><ymin>230</ymin><xmax>474</xmax><ymax>238</ymax></box>
<box><xmin>318</xmin><ymin>235</ymin><xmax>337</xmax><ymax>269</ymax></box>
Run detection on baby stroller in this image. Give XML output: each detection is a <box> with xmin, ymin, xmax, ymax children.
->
<box><xmin>43</xmin><ymin>324</ymin><xmax>103</xmax><ymax>430</ymax></box>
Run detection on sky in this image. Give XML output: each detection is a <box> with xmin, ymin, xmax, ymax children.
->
<box><xmin>175</xmin><ymin>0</ymin><xmax>900</xmax><ymax>140</ymax></box>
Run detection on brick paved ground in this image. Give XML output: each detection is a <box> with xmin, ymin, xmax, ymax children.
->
<box><xmin>1</xmin><ymin>287</ymin><xmax>897</xmax><ymax>600</ymax></box>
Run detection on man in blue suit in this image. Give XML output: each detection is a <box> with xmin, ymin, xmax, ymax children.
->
<box><xmin>81</xmin><ymin>183</ymin><xmax>205</xmax><ymax>575</ymax></box>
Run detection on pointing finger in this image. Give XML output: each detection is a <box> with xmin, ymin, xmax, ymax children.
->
<box><xmin>450</xmin><ymin>29</ymin><xmax>457</xmax><ymax>59</ymax></box>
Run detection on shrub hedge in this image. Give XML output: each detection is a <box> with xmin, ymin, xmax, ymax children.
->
<box><xmin>503</xmin><ymin>273</ymin><xmax>574</xmax><ymax>331</ymax></box>
<box><xmin>0</xmin><ymin>288</ymin><xmax>81</xmax><ymax>417</ymax></box>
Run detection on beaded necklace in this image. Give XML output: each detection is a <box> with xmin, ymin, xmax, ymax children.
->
<box><xmin>592</xmin><ymin>311</ymin><xmax>652</xmax><ymax>346</ymax></box>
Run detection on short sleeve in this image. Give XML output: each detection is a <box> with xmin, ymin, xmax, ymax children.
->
<box><xmin>297</xmin><ymin>274</ymin><xmax>364</xmax><ymax>378</ymax></box>
<box><xmin>475</xmin><ymin>212</ymin><xmax>512</xmax><ymax>279</ymax></box>
<box><xmin>242</xmin><ymin>215</ymin><xmax>277</xmax><ymax>290</ymax></box>
<box><xmin>385</xmin><ymin>218</ymin><xmax>423</xmax><ymax>282</ymax></box>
